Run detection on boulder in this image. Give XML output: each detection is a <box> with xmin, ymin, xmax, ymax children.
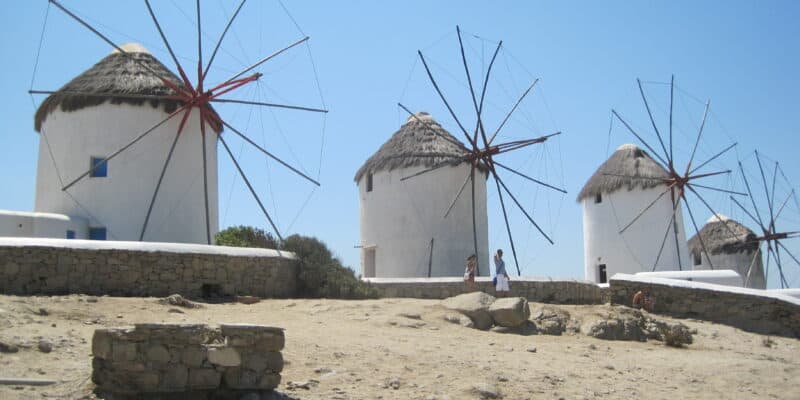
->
<box><xmin>442</xmin><ymin>292</ymin><xmax>496</xmax><ymax>330</ymax></box>
<box><xmin>583</xmin><ymin>318</ymin><xmax>646</xmax><ymax>341</ymax></box>
<box><xmin>488</xmin><ymin>297</ymin><xmax>530</xmax><ymax>328</ymax></box>
<box><xmin>530</xmin><ymin>305</ymin><xmax>571</xmax><ymax>335</ymax></box>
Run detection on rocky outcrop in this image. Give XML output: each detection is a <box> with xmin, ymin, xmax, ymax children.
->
<box><xmin>488</xmin><ymin>297</ymin><xmax>530</xmax><ymax>328</ymax></box>
<box><xmin>441</xmin><ymin>292</ymin><xmax>496</xmax><ymax>330</ymax></box>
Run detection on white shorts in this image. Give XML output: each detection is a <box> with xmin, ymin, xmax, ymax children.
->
<box><xmin>496</xmin><ymin>274</ymin><xmax>510</xmax><ymax>291</ymax></box>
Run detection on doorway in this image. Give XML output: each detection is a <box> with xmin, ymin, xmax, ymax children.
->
<box><xmin>364</xmin><ymin>247</ymin><xmax>376</xmax><ymax>278</ymax></box>
<box><xmin>598</xmin><ymin>264</ymin><xmax>607</xmax><ymax>283</ymax></box>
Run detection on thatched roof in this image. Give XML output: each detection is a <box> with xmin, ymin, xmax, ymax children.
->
<box><xmin>688</xmin><ymin>215</ymin><xmax>759</xmax><ymax>255</ymax></box>
<box><xmin>35</xmin><ymin>43</ymin><xmax>221</xmax><ymax>133</ymax></box>
<box><xmin>354</xmin><ymin>112</ymin><xmax>473</xmax><ymax>182</ymax></box>
<box><xmin>577</xmin><ymin>144</ymin><xmax>669</xmax><ymax>201</ymax></box>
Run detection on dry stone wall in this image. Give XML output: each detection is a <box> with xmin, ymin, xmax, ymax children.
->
<box><xmin>0</xmin><ymin>240</ymin><xmax>297</xmax><ymax>298</ymax></box>
<box><xmin>609</xmin><ymin>274</ymin><xmax>800</xmax><ymax>338</ymax></box>
<box><xmin>366</xmin><ymin>277</ymin><xmax>608</xmax><ymax>304</ymax></box>
<box><xmin>92</xmin><ymin>323</ymin><xmax>284</xmax><ymax>399</ymax></box>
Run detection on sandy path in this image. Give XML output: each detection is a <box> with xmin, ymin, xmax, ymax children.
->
<box><xmin>0</xmin><ymin>295</ymin><xmax>798</xmax><ymax>399</ymax></box>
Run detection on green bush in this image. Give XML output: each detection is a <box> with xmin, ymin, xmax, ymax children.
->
<box><xmin>282</xmin><ymin>234</ymin><xmax>379</xmax><ymax>299</ymax></box>
<box><xmin>215</xmin><ymin>226</ymin><xmax>377</xmax><ymax>299</ymax></box>
<box><xmin>215</xmin><ymin>226</ymin><xmax>279</xmax><ymax>249</ymax></box>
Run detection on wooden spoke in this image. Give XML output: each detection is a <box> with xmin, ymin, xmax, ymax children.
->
<box><xmin>218</xmin><ymin>133</ymin><xmax>283</xmax><ymax>241</ymax></box>
<box><xmin>489</xmin><ymin>79</ymin><xmax>538</xmax><ymax>145</ymax></box>
<box><xmin>755</xmin><ymin>151</ymin><xmax>777</xmax><ymax>228</ymax></box>
<box><xmin>652</xmin><ymin>195</ymin><xmax>680</xmax><ymax>272</ymax></box>
<box><xmin>398</xmin><ymin>103</ymin><xmax>468</xmax><ymax>149</ymax></box>
<box><xmin>730</xmin><ymin>195</ymin><xmax>764</xmax><ymax>229</ymax></box>
<box><xmin>669</xmin><ymin>75</ymin><xmax>675</xmax><ymax>165</ymax></box>
<box><xmin>139</xmin><ymin>109</ymin><xmax>191</xmax><ymax>240</ymax></box>
<box><xmin>220</xmin><ymin>120</ymin><xmax>320</xmax><ymax>186</ymax></box>
<box><xmin>637</xmin><ymin>78</ymin><xmax>670</xmax><ymax>165</ymax></box>
<box><xmin>689</xmin><ymin>142</ymin><xmax>737</xmax><ymax>175</ymax></box>
<box><xmin>618</xmin><ymin>186</ymin><xmax>671</xmax><ymax>234</ymax></box>
<box><xmin>685</xmin><ymin>100</ymin><xmax>710</xmax><ymax>174</ymax></box>
<box><xmin>444</xmin><ymin>167</ymin><xmax>473</xmax><ymax>219</ymax></box>
<box><xmin>686</xmin><ymin>184</ymin><xmax>739</xmax><ymax>238</ymax></box>
<box><xmin>492</xmin><ymin>172</ymin><xmax>521</xmax><ymax>276</ymax></box>
<box><xmin>62</xmin><ymin>103</ymin><xmax>190</xmax><ymax>191</ymax></box>
<box><xmin>611</xmin><ymin>109</ymin><xmax>669</xmax><ymax>167</ymax></box>
<box><xmin>400</xmin><ymin>158</ymin><xmax>461</xmax><ymax>182</ymax></box>
<box><xmin>211</xmin><ymin>98</ymin><xmax>327</xmax><ymax>113</ymax></box>
<box><xmin>474</xmin><ymin>38</ymin><xmax>502</xmax><ymax>147</ymax></box>
<box><xmin>682</xmin><ymin>193</ymin><xmax>714</xmax><ymax>270</ymax></box>
<box><xmin>144</xmin><ymin>0</ymin><xmax>192</xmax><ymax>87</ymax></box>
<box><xmin>775</xmin><ymin>190</ymin><xmax>795</xmax><ymax>221</ymax></box>
<box><xmin>739</xmin><ymin>160</ymin><xmax>767</xmax><ymax>229</ymax></box>
<box><xmin>417</xmin><ymin>50</ymin><xmax>474</xmax><ymax>146</ymax></box>
<box><xmin>774</xmin><ymin>244</ymin><xmax>789</xmax><ymax>288</ymax></box>
<box><xmin>495</xmin><ymin>173</ymin><xmax>553</xmax><ymax>244</ymax></box>
<box><xmin>222</xmin><ymin>36</ymin><xmax>309</xmax><ymax>85</ymax></box>
<box><xmin>203</xmin><ymin>0</ymin><xmax>247</xmax><ymax>80</ymax></box>
<box><xmin>493</xmin><ymin>161</ymin><xmax>566</xmax><ymax>193</ymax></box>
<box><xmin>689</xmin><ymin>183</ymin><xmax>747</xmax><ymax>196</ymax></box>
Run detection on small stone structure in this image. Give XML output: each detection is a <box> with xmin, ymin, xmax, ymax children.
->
<box><xmin>0</xmin><ymin>238</ymin><xmax>297</xmax><ymax>298</ymax></box>
<box><xmin>92</xmin><ymin>323</ymin><xmax>284</xmax><ymax>399</ymax></box>
<box><xmin>366</xmin><ymin>277</ymin><xmax>608</xmax><ymax>304</ymax></box>
<box><xmin>610</xmin><ymin>274</ymin><xmax>800</xmax><ymax>338</ymax></box>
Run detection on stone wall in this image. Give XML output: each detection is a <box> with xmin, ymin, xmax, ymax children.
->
<box><xmin>609</xmin><ymin>274</ymin><xmax>800</xmax><ymax>338</ymax></box>
<box><xmin>365</xmin><ymin>277</ymin><xmax>608</xmax><ymax>304</ymax></box>
<box><xmin>0</xmin><ymin>239</ymin><xmax>297</xmax><ymax>298</ymax></box>
<box><xmin>92</xmin><ymin>323</ymin><xmax>284</xmax><ymax>399</ymax></box>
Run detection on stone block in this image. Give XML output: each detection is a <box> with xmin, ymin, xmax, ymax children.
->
<box><xmin>161</xmin><ymin>365</ymin><xmax>188</xmax><ymax>390</ymax></box>
<box><xmin>92</xmin><ymin>330</ymin><xmax>113</xmax><ymax>359</ymax></box>
<box><xmin>133</xmin><ymin>371</ymin><xmax>160</xmax><ymax>391</ymax></box>
<box><xmin>259</xmin><ymin>372</ymin><xmax>281</xmax><ymax>390</ymax></box>
<box><xmin>145</xmin><ymin>344</ymin><xmax>171</xmax><ymax>364</ymax></box>
<box><xmin>112</xmin><ymin>342</ymin><xmax>138</xmax><ymax>362</ymax></box>
<box><xmin>207</xmin><ymin>346</ymin><xmax>241</xmax><ymax>367</ymax></box>
<box><xmin>3</xmin><ymin>262</ymin><xmax>20</xmax><ymax>276</ymax></box>
<box><xmin>243</xmin><ymin>351</ymin><xmax>283</xmax><ymax>373</ymax></box>
<box><xmin>188</xmin><ymin>368</ymin><xmax>221</xmax><ymax>389</ymax></box>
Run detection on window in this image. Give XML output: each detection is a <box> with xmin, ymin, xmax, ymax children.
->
<box><xmin>598</xmin><ymin>264</ymin><xmax>607</xmax><ymax>284</ymax></box>
<box><xmin>366</xmin><ymin>173</ymin><xmax>373</xmax><ymax>192</ymax></box>
<box><xmin>594</xmin><ymin>193</ymin><xmax>602</xmax><ymax>204</ymax></box>
<box><xmin>693</xmin><ymin>252</ymin><xmax>702</xmax><ymax>266</ymax></box>
<box><xmin>90</xmin><ymin>157</ymin><xmax>108</xmax><ymax>178</ymax></box>
<box><xmin>89</xmin><ymin>227</ymin><xmax>107</xmax><ymax>240</ymax></box>
<box><xmin>66</xmin><ymin>230</ymin><xmax>75</xmax><ymax>239</ymax></box>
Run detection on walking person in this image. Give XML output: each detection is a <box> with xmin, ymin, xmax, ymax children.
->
<box><xmin>494</xmin><ymin>249</ymin><xmax>510</xmax><ymax>297</ymax></box>
<box><xmin>464</xmin><ymin>254</ymin><xmax>477</xmax><ymax>292</ymax></box>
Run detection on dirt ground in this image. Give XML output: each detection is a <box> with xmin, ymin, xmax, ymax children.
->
<box><xmin>0</xmin><ymin>294</ymin><xmax>798</xmax><ymax>400</ymax></box>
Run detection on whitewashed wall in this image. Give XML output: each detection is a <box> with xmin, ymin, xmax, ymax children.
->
<box><xmin>693</xmin><ymin>249</ymin><xmax>765</xmax><ymax>289</ymax></box>
<box><xmin>35</xmin><ymin>103</ymin><xmax>218</xmax><ymax>243</ymax></box>
<box><xmin>582</xmin><ymin>186</ymin><xmax>691</xmax><ymax>282</ymax></box>
<box><xmin>0</xmin><ymin>210</ymin><xmax>88</xmax><ymax>239</ymax></box>
<box><xmin>358</xmin><ymin>164</ymin><xmax>489</xmax><ymax>278</ymax></box>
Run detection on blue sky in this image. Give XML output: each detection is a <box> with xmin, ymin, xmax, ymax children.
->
<box><xmin>1</xmin><ymin>1</ymin><xmax>799</xmax><ymax>288</ymax></box>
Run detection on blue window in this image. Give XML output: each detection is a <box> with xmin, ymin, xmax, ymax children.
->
<box><xmin>90</xmin><ymin>157</ymin><xmax>108</xmax><ymax>177</ymax></box>
<box><xmin>89</xmin><ymin>227</ymin><xmax>107</xmax><ymax>240</ymax></box>
<box><xmin>66</xmin><ymin>230</ymin><xmax>75</xmax><ymax>239</ymax></box>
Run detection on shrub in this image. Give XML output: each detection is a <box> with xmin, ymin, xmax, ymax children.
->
<box><xmin>282</xmin><ymin>234</ymin><xmax>379</xmax><ymax>299</ymax></box>
<box><xmin>215</xmin><ymin>226</ymin><xmax>279</xmax><ymax>249</ymax></box>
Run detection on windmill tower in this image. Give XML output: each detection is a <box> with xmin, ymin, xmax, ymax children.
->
<box><xmin>688</xmin><ymin>214</ymin><xmax>766</xmax><ymax>289</ymax></box>
<box><xmin>34</xmin><ymin>44</ymin><xmax>219</xmax><ymax>243</ymax></box>
<box><xmin>578</xmin><ymin>144</ymin><xmax>691</xmax><ymax>283</ymax></box>
<box><xmin>355</xmin><ymin>112</ymin><xmax>489</xmax><ymax>278</ymax></box>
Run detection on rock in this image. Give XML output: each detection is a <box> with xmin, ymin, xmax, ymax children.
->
<box><xmin>444</xmin><ymin>313</ymin><xmax>474</xmax><ymax>328</ymax></box>
<box><xmin>384</xmin><ymin>377</ymin><xmax>401</xmax><ymax>390</ymax></box>
<box><xmin>526</xmin><ymin>347</ymin><xmax>537</xmax><ymax>353</ymax></box>
<box><xmin>38</xmin><ymin>340</ymin><xmax>53</xmax><ymax>353</ymax></box>
<box><xmin>160</xmin><ymin>294</ymin><xmax>201</xmax><ymax>309</ymax></box>
<box><xmin>659</xmin><ymin>323</ymin><xmax>694</xmax><ymax>347</ymax></box>
<box><xmin>168</xmin><ymin>308</ymin><xmax>185</xmax><ymax>314</ymax></box>
<box><xmin>208</xmin><ymin>347</ymin><xmax>242</xmax><ymax>367</ymax></box>
<box><xmin>584</xmin><ymin>318</ymin><xmax>646</xmax><ymax>341</ymax></box>
<box><xmin>36</xmin><ymin>308</ymin><xmax>49</xmax><ymax>316</ymax></box>
<box><xmin>471</xmin><ymin>382</ymin><xmax>502</xmax><ymax>399</ymax></box>
<box><xmin>488</xmin><ymin>297</ymin><xmax>530</xmax><ymax>328</ymax></box>
<box><xmin>531</xmin><ymin>306</ymin><xmax>571</xmax><ymax>335</ymax></box>
<box><xmin>442</xmin><ymin>292</ymin><xmax>496</xmax><ymax>330</ymax></box>
<box><xmin>399</xmin><ymin>312</ymin><xmax>422</xmax><ymax>320</ymax></box>
<box><xmin>0</xmin><ymin>340</ymin><xmax>19</xmax><ymax>353</ymax></box>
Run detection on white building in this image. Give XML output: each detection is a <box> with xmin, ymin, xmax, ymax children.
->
<box><xmin>355</xmin><ymin>112</ymin><xmax>489</xmax><ymax>278</ymax></box>
<box><xmin>688</xmin><ymin>214</ymin><xmax>766</xmax><ymax>289</ymax></box>
<box><xmin>578</xmin><ymin>144</ymin><xmax>691</xmax><ymax>283</ymax></box>
<box><xmin>0</xmin><ymin>43</ymin><xmax>218</xmax><ymax>243</ymax></box>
